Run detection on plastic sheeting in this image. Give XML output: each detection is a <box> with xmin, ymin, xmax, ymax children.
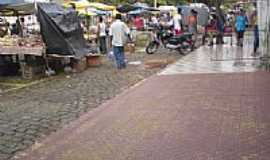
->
<box><xmin>37</xmin><ymin>3</ymin><xmax>93</xmax><ymax>58</ymax></box>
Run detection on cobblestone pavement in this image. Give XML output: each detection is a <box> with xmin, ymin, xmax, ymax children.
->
<box><xmin>13</xmin><ymin>71</ymin><xmax>270</xmax><ymax>160</ymax></box>
<box><xmin>0</xmin><ymin>51</ymin><xmax>182</xmax><ymax>160</ymax></box>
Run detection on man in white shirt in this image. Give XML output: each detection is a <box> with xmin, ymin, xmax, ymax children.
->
<box><xmin>109</xmin><ymin>14</ymin><xmax>130</xmax><ymax>69</ymax></box>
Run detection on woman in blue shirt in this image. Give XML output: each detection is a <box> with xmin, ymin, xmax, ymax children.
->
<box><xmin>235</xmin><ymin>9</ymin><xmax>248</xmax><ymax>47</ymax></box>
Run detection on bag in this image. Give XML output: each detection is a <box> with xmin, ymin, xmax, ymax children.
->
<box><xmin>107</xmin><ymin>50</ymin><xmax>115</xmax><ymax>61</ymax></box>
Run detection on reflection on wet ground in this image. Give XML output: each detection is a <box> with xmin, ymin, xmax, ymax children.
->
<box><xmin>160</xmin><ymin>36</ymin><xmax>260</xmax><ymax>75</ymax></box>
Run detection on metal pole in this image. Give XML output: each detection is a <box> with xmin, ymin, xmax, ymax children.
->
<box><xmin>267</xmin><ymin>0</ymin><xmax>270</xmax><ymax>59</ymax></box>
<box><xmin>154</xmin><ymin>0</ymin><xmax>157</xmax><ymax>8</ymax></box>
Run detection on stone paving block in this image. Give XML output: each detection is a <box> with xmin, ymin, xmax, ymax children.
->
<box><xmin>0</xmin><ymin>153</ymin><xmax>11</xmax><ymax>160</ymax></box>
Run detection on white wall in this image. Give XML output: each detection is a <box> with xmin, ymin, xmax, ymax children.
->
<box><xmin>257</xmin><ymin>0</ymin><xmax>270</xmax><ymax>56</ymax></box>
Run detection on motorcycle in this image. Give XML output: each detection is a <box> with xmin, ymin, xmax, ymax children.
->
<box><xmin>146</xmin><ymin>26</ymin><xmax>195</xmax><ymax>55</ymax></box>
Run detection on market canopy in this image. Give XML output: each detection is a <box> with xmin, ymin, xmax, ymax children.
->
<box><xmin>116</xmin><ymin>4</ymin><xmax>140</xmax><ymax>13</ymax></box>
<box><xmin>75</xmin><ymin>7</ymin><xmax>96</xmax><ymax>16</ymax></box>
<box><xmin>63</xmin><ymin>0</ymin><xmax>116</xmax><ymax>16</ymax></box>
<box><xmin>0</xmin><ymin>0</ymin><xmax>24</xmax><ymax>5</ymax></box>
<box><xmin>86</xmin><ymin>7</ymin><xmax>110</xmax><ymax>16</ymax></box>
<box><xmin>88</xmin><ymin>2</ymin><xmax>115</xmax><ymax>11</ymax></box>
<box><xmin>127</xmin><ymin>8</ymin><xmax>156</xmax><ymax>15</ymax></box>
<box><xmin>0</xmin><ymin>0</ymin><xmax>48</xmax><ymax>16</ymax></box>
<box><xmin>117</xmin><ymin>3</ymin><xmax>159</xmax><ymax>13</ymax></box>
<box><xmin>0</xmin><ymin>1</ymin><xmax>34</xmax><ymax>16</ymax></box>
<box><xmin>158</xmin><ymin>5</ymin><xmax>177</xmax><ymax>12</ymax></box>
<box><xmin>63</xmin><ymin>0</ymin><xmax>115</xmax><ymax>11</ymax></box>
<box><xmin>127</xmin><ymin>9</ymin><xmax>146</xmax><ymax>15</ymax></box>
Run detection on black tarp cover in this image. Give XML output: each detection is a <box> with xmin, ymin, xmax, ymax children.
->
<box><xmin>37</xmin><ymin>3</ymin><xmax>93</xmax><ymax>58</ymax></box>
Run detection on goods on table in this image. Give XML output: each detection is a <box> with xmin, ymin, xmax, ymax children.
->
<box><xmin>0</xmin><ymin>35</ymin><xmax>43</xmax><ymax>47</ymax></box>
<box><xmin>0</xmin><ymin>36</ymin><xmax>17</xmax><ymax>46</ymax></box>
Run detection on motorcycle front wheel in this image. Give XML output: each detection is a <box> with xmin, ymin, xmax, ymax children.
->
<box><xmin>146</xmin><ymin>41</ymin><xmax>159</xmax><ymax>54</ymax></box>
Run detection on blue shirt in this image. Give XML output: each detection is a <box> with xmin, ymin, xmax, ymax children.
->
<box><xmin>235</xmin><ymin>15</ymin><xmax>247</xmax><ymax>32</ymax></box>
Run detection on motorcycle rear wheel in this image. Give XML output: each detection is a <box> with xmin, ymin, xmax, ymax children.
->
<box><xmin>146</xmin><ymin>41</ymin><xmax>159</xmax><ymax>54</ymax></box>
<box><xmin>179</xmin><ymin>42</ymin><xmax>192</xmax><ymax>55</ymax></box>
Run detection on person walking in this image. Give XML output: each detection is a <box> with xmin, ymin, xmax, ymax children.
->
<box><xmin>109</xmin><ymin>14</ymin><xmax>130</xmax><ymax>69</ymax></box>
<box><xmin>216</xmin><ymin>8</ymin><xmax>226</xmax><ymax>44</ymax></box>
<box><xmin>173</xmin><ymin>8</ymin><xmax>182</xmax><ymax>36</ymax></box>
<box><xmin>250</xmin><ymin>8</ymin><xmax>259</xmax><ymax>55</ymax></box>
<box><xmin>206</xmin><ymin>13</ymin><xmax>217</xmax><ymax>46</ymax></box>
<box><xmin>235</xmin><ymin>9</ymin><xmax>248</xmax><ymax>47</ymax></box>
<box><xmin>97</xmin><ymin>17</ymin><xmax>107</xmax><ymax>54</ymax></box>
<box><xmin>188</xmin><ymin>9</ymin><xmax>198</xmax><ymax>43</ymax></box>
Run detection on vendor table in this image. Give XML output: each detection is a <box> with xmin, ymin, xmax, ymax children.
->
<box><xmin>0</xmin><ymin>46</ymin><xmax>44</xmax><ymax>79</ymax></box>
<box><xmin>0</xmin><ymin>46</ymin><xmax>43</xmax><ymax>56</ymax></box>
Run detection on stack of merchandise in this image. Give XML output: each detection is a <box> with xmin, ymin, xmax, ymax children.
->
<box><xmin>0</xmin><ymin>35</ymin><xmax>43</xmax><ymax>47</ymax></box>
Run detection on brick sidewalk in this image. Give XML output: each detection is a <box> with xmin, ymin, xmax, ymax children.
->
<box><xmin>14</xmin><ymin>71</ymin><xmax>270</xmax><ymax>160</ymax></box>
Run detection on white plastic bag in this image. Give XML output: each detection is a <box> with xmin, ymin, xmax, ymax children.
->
<box><xmin>108</xmin><ymin>50</ymin><xmax>115</xmax><ymax>61</ymax></box>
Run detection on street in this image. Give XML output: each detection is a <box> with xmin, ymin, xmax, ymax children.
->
<box><xmin>10</xmin><ymin>41</ymin><xmax>270</xmax><ymax>160</ymax></box>
<box><xmin>0</xmin><ymin>52</ymin><xmax>182</xmax><ymax>160</ymax></box>
<box><xmin>0</xmin><ymin>0</ymin><xmax>270</xmax><ymax>159</ymax></box>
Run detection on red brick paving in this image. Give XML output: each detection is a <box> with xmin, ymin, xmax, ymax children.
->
<box><xmin>14</xmin><ymin>71</ymin><xmax>270</xmax><ymax>160</ymax></box>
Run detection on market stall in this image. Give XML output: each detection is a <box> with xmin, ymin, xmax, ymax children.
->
<box><xmin>0</xmin><ymin>1</ymin><xmax>97</xmax><ymax>78</ymax></box>
<box><xmin>37</xmin><ymin>3</ymin><xmax>99</xmax><ymax>72</ymax></box>
<box><xmin>0</xmin><ymin>0</ymin><xmax>45</xmax><ymax>78</ymax></box>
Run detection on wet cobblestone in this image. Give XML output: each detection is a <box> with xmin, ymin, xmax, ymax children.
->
<box><xmin>0</xmin><ymin>52</ymin><xmax>182</xmax><ymax>159</ymax></box>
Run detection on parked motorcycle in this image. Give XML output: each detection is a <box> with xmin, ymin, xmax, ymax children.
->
<box><xmin>146</xmin><ymin>26</ymin><xmax>195</xmax><ymax>55</ymax></box>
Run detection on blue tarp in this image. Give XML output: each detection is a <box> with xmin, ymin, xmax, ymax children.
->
<box><xmin>128</xmin><ymin>9</ymin><xmax>145</xmax><ymax>15</ymax></box>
